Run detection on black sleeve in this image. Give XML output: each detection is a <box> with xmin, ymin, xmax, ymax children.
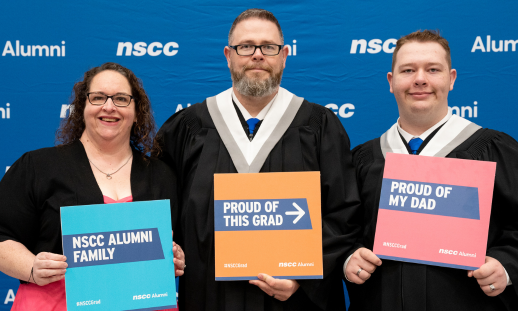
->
<box><xmin>484</xmin><ymin>133</ymin><xmax>518</xmax><ymax>298</ymax></box>
<box><xmin>156</xmin><ymin>106</ymin><xmax>201</xmax><ymax>184</ymax></box>
<box><xmin>298</xmin><ymin>108</ymin><xmax>362</xmax><ymax>309</ymax></box>
<box><xmin>352</xmin><ymin>142</ymin><xmax>374</xmax><ymax>195</ymax></box>
<box><xmin>155</xmin><ymin>106</ymin><xmax>201</xmax><ymax>248</ymax></box>
<box><xmin>0</xmin><ymin>152</ymin><xmax>39</xmax><ymax>250</ymax></box>
<box><xmin>318</xmin><ymin>108</ymin><xmax>362</xmax><ymax>269</ymax></box>
<box><xmin>342</xmin><ymin>141</ymin><xmax>377</xmax><ymax>259</ymax></box>
<box><xmin>149</xmin><ymin>158</ymin><xmax>180</xmax><ymax>234</ymax></box>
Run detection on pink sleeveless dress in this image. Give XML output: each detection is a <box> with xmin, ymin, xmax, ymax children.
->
<box><xmin>11</xmin><ymin>196</ymin><xmax>178</xmax><ymax>311</ymax></box>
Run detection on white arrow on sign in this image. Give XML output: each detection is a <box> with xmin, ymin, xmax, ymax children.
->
<box><xmin>285</xmin><ymin>203</ymin><xmax>306</xmax><ymax>224</ymax></box>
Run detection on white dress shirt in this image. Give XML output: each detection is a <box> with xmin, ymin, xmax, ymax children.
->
<box><xmin>232</xmin><ymin>91</ymin><xmax>276</xmax><ymax>121</ymax></box>
<box><xmin>397</xmin><ymin>108</ymin><xmax>452</xmax><ymax>143</ymax></box>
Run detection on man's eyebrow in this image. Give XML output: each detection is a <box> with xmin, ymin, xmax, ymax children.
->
<box><xmin>259</xmin><ymin>40</ymin><xmax>279</xmax><ymax>44</ymax></box>
<box><xmin>425</xmin><ymin>62</ymin><xmax>445</xmax><ymax>67</ymax></box>
<box><xmin>235</xmin><ymin>40</ymin><xmax>279</xmax><ymax>45</ymax></box>
<box><xmin>398</xmin><ymin>62</ymin><xmax>445</xmax><ymax>68</ymax></box>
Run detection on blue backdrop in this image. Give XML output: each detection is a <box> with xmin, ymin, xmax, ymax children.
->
<box><xmin>1</xmin><ymin>1</ymin><xmax>517</xmax><ymax>309</ymax></box>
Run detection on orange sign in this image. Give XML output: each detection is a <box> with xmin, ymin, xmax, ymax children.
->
<box><xmin>214</xmin><ymin>171</ymin><xmax>323</xmax><ymax>280</ymax></box>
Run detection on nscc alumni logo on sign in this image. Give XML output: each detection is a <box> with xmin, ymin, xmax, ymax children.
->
<box><xmin>116</xmin><ymin>42</ymin><xmax>179</xmax><ymax>56</ymax></box>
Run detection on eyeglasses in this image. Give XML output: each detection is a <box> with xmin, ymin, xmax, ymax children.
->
<box><xmin>229</xmin><ymin>44</ymin><xmax>284</xmax><ymax>56</ymax></box>
<box><xmin>87</xmin><ymin>92</ymin><xmax>134</xmax><ymax>107</ymax></box>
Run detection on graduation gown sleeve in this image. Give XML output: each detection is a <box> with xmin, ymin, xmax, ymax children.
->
<box><xmin>463</xmin><ymin>132</ymin><xmax>518</xmax><ymax>303</ymax></box>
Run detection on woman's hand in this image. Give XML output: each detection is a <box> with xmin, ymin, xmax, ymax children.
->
<box><xmin>173</xmin><ymin>242</ymin><xmax>185</xmax><ymax>276</ymax></box>
<box><xmin>31</xmin><ymin>252</ymin><xmax>68</xmax><ymax>286</ymax></box>
<box><xmin>172</xmin><ymin>231</ymin><xmax>185</xmax><ymax>277</ymax></box>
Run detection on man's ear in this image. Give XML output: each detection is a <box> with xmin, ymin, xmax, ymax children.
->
<box><xmin>281</xmin><ymin>45</ymin><xmax>289</xmax><ymax>69</ymax></box>
<box><xmin>224</xmin><ymin>46</ymin><xmax>232</xmax><ymax>69</ymax></box>
<box><xmin>387</xmin><ymin>72</ymin><xmax>394</xmax><ymax>93</ymax></box>
<box><xmin>449</xmin><ymin>69</ymin><xmax>457</xmax><ymax>91</ymax></box>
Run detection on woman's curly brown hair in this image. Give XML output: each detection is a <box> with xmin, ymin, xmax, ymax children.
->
<box><xmin>56</xmin><ymin>62</ymin><xmax>157</xmax><ymax>156</ymax></box>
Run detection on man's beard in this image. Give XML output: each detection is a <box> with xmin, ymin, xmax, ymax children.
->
<box><xmin>231</xmin><ymin>64</ymin><xmax>283</xmax><ymax>97</ymax></box>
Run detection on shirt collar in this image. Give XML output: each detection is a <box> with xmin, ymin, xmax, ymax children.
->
<box><xmin>232</xmin><ymin>91</ymin><xmax>276</xmax><ymax>121</ymax></box>
<box><xmin>397</xmin><ymin>107</ymin><xmax>453</xmax><ymax>143</ymax></box>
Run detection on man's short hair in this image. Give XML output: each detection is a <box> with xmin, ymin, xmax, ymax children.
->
<box><xmin>392</xmin><ymin>30</ymin><xmax>452</xmax><ymax>71</ymax></box>
<box><xmin>228</xmin><ymin>8</ymin><xmax>284</xmax><ymax>45</ymax></box>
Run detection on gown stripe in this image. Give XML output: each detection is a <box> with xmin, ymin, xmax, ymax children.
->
<box><xmin>207</xmin><ymin>92</ymin><xmax>304</xmax><ymax>173</ymax></box>
<box><xmin>380</xmin><ymin>113</ymin><xmax>481</xmax><ymax>158</ymax></box>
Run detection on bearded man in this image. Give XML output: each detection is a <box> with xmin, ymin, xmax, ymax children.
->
<box><xmin>156</xmin><ymin>8</ymin><xmax>361</xmax><ymax>311</ymax></box>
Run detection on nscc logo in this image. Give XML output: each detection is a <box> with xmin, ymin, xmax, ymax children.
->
<box><xmin>325</xmin><ymin>103</ymin><xmax>355</xmax><ymax>118</ymax></box>
<box><xmin>350</xmin><ymin>38</ymin><xmax>397</xmax><ymax>54</ymax></box>
<box><xmin>116</xmin><ymin>42</ymin><xmax>179</xmax><ymax>56</ymax></box>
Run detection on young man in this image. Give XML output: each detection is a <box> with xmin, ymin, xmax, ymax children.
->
<box><xmin>157</xmin><ymin>9</ymin><xmax>360</xmax><ymax>311</ymax></box>
<box><xmin>344</xmin><ymin>30</ymin><xmax>518</xmax><ymax>311</ymax></box>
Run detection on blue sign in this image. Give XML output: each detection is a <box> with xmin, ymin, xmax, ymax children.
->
<box><xmin>380</xmin><ymin>179</ymin><xmax>480</xmax><ymax>220</ymax></box>
<box><xmin>214</xmin><ymin>198</ymin><xmax>312</xmax><ymax>231</ymax></box>
<box><xmin>61</xmin><ymin>200</ymin><xmax>176</xmax><ymax>311</ymax></box>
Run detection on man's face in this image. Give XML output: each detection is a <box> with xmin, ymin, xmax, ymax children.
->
<box><xmin>224</xmin><ymin>18</ymin><xmax>289</xmax><ymax>97</ymax></box>
<box><xmin>388</xmin><ymin>41</ymin><xmax>456</xmax><ymax>120</ymax></box>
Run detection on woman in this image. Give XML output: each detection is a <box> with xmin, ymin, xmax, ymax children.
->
<box><xmin>0</xmin><ymin>62</ymin><xmax>184</xmax><ymax>310</ymax></box>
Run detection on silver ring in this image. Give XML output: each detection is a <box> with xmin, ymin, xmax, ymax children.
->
<box><xmin>489</xmin><ymin>284</ymin><xmax>495</xmax><ymax>292</ymax></box>
<box><xmin>272</xmin><ymin>294</ymin><xmax>276</xmax><ymax>299</ymax></box>
<box><xmin>184</xmin><ymin>265</ymin><xmax>186</xmax><ymax>269</ymax></box>
<box><xmin>357</xmin><ymin>268</ymin><xmax>362</xmax><ymax>276</ymax></box>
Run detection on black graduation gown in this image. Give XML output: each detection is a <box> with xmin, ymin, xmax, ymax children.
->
<box><xmin>0</xmin><ymin>140</ymin><xmax>177</xmax><ymax>265</ymax></box>
<box><xmin>347</xmin><ymin>128</ymin><xmax>518</xmax><ymax>311</ymax></box>
<box><xmin>157</xmin><ymin>100</ymin><xmax>361</xmax><ymax>311</ymax></box>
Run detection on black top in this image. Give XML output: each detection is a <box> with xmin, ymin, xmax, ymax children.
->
<box><xmin>347</xmin><ymin>128</ymin><xmax>518</xmax><ymax>311</ymax></box>
<box><xmin>0</xmin><ymin>140</ymin><xmax>177</xmax><ymax>277</ymax></box>
<box><xmin>157</xmin><ymin>100</ymin><xmax>361</xmax><ymax>311</ymax></box>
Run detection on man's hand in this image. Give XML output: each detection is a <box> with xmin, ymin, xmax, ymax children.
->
<box><xmin>468</xmin><ymin>256</ymin><xmax>507</xmax><ymax>297</ymax></box>
<box><xmin>344</xmin><ymin>247</ymin><xmax>382</xmax><ymax>284</ymax></box>
<box><xmin>32</xmin><ymin>252</ymin><xmax>67</xmax><ymax>286</ymax></box>
<box><xmin>249</xmin><ymin>273</ymin><xmax>299</xmax><ymax>301</ymax></box>
<box><xmin>172</xmin><ymin>231</ymin><xmax>185</xmax><ymax>277</ymax></box>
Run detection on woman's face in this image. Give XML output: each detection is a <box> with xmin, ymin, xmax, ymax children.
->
<box><xmin>82</xmin><ymin>70</ymin><xmax>136</xmax><ymax>145</ymax></box>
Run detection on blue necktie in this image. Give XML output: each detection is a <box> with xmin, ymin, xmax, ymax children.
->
<box><xmin>246</xmin><ymin>118</ymin><xmax>260</xmax><ymax>135</ymax></box>
<box><xmin>408</xmin><ymin>137</ymin><xmax>423</xmax><ymax>155</ymax></box>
